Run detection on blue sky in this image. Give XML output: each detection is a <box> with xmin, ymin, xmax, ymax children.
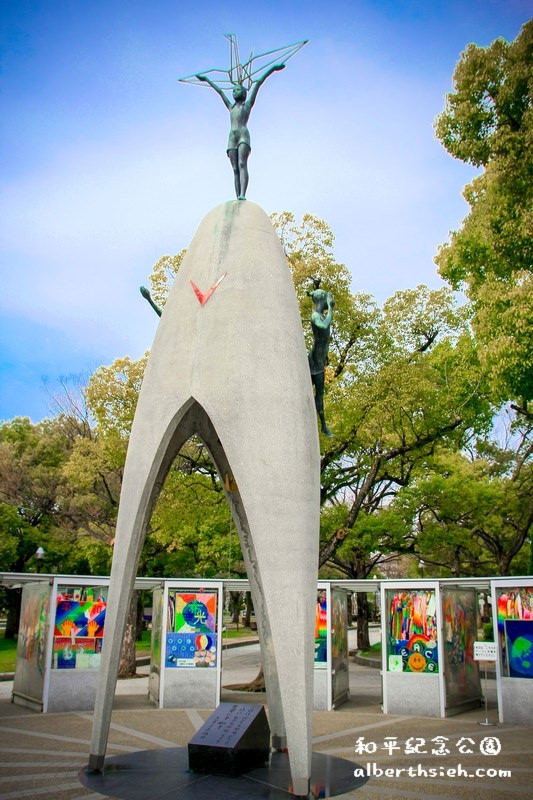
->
<box><xmin>1</xmin><ymin>0</ymin><xmax>530</xmax><ymax>422</ymax></box>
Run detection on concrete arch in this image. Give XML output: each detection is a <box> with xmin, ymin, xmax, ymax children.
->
<box><xmin>89</xmin><ymin>201</ymin><xmax>320</xmax><ymax>796</ymax></box>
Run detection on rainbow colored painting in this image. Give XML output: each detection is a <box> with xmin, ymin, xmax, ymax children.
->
<box><xmin>314</xmin><ymin>591</ymin><xmax>327</xmax><ymax>667</ymax></box>
<box><xmin>52</xmin><ymin>586</ymin><xmax>107</xmax><ymax>670</ymax></box>
<box><xmin>387</xmin><ymin>590</ymin><xmax>438</xmax><ymax>673</ymax></box>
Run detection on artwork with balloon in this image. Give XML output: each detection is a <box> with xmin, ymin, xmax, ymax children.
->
<box><xmin>165</xmin><ymin>591</ymin><xmax>218</xmax><ymax>668</ymax></box>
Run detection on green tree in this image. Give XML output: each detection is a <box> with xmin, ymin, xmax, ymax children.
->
<box><xmin>313</xmin><ymin>287</ymin><xmax>492</xmax><ymax>647</ymax></box>
<box><xmin>0</xmin><ymin>416</ymin><xmax>90</xmax><ymax>572</ymax></box>
<box><xmin>74</xmin><ymin>356</ymin><xmax>244</xmax><ymax>580</ymax></box>
<box><xmin>0</xmin><ymin>416</ymin><xmax>94</xmax><ymax>636</ymax></box>
<box><xmin>137</xmin><ymin>214</ymin><xmax>498</xmax><ymax>649</ymax></box>
<box><xmin>61</xmin><ymin>357</ymin><xmax>150</xmax><ymax>574</ymax></box>
<box><xmin>434</xmin><ymin>20</ymin><xmax>533</xmax><ymax>408</ymax></box>
<box><xmin>395</xmin><ymin>418</ymin><xmax>533</xmax><ymax>576</ymax></box>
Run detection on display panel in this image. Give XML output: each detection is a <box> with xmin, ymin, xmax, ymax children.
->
<box><xmin>165</xmin><ymin>591</ymin><xmax>218</xmax><ymax>668</ymax></box>
<box><xmin>14</xmin><ymin>583</ymin><xmax>50</xmax><ymax>700</ymax></box>
<box><xmin>496</xmin><ymin>587</ymin><xmax>533</xmax><ymax>677</ymax></box>
<box><xmin>314</xmin><ymin>590</ymin><xmax>327</xmax><ymax>668</ymax></box>
<box><xmin>331</xmin><ymin>589</ymin><xmax>349</xmax><ymax>704</ymax></box>
<box><xmin>442</xmin><ymin>589</ymin><xmax>480</xmax><ymax>706</ymax></box>
<box><xmin>386</xmin><ymin>589</ymin><xmax>438</xmax><ymax>673</ymax></box>
<box><xmin>149</xmin><ymin>587</ymin><xmax>163</xmax><ymax>704</ymax></box>
<box><xmin>52</xmin><ymin>586</ymin><xmax>107</xmax><ymax>670</ymax></box>
<box><xmin>505</xmin><ymin>620</ymin><xmax>533</xmax><ymax>679</ymax></box>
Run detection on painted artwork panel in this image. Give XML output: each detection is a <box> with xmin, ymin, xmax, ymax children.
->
<box><xmin>442</xmin><ymin>589</ymin><xmax>481</xmax><ymax>707</ymax></box>
<box><xmin>148</xmin><ymin>586</ymin><xmax>163</xmax><ymax>703</ymax></box>
<box><xmin>166</xmin><ymin>591</ymin><xmax>218</xmax><ymax>668</ymax></box>
<box><xmin>387</xmin><ymin>590</ymin><xmax>438</xmax><ymax>673</ymax></box>
<box><xmin>52</xmin><ymin>636</ymin><xmax>102</xmax><ymax>670</ymax></box>
<box><xmin>13</xmin><ymin>583</ymin><xmax>50</xmax><ymax>702</ymax></box>
<box><xmin>52</xmin><ymin>586</ymin><xmax>107</xmax><ymax>670</ymax></box>
<box><xmin>496</xmin><ymin>587</ymin><xmax>533</xmax><ymax>676</ymax></box>
<box><xmin>331</xmin><ymin>590</ymin><xmax>349</xmax><ymax>704</ymax></box>
<box><xmin>54</xmin><ymin>587</ymin><xmax>107</xmax><ymax>637</ymax></box>
<box><xmin>314</xmin><ymin>591</ymin><xmax>327</xmax><ymax>669</ymax></box>
<box><xmin>505</xmin><ymin>620</ymin><xmax>533</xmax><ymax>679</ymax></box>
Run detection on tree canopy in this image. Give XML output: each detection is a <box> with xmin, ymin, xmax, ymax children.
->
<box><xmin>434</xmin><ymin>20</ymin><xmax>533</xmax><ymax>408</ymax></box>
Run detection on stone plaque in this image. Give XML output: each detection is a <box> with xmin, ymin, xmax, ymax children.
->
<box><xmin>188</xmin><ymin>702</ymin><xmax>270</xmax><ymax>775</ymax></box>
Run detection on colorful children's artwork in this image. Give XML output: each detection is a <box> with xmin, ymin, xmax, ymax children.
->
<box><xmin>54</xmin><ymin>589</ymin><xmax>106</xmax><ymax>638</ymax></box>
<box><xmin>52</xmin><ymin>586</ymin><xmax>107</xmax><ymax>670</ymax></box>
<box><xmin>165</xmin><ymin>592</ymin><xmax>218</xmax><ymax>668</ymax></box>
<box><xmin>496</xmin><ymin>587</ymin><xmax>533</xmax><ymax>677</ymax></box>
<box><xmin>505</xmin><ymin>620</ymin><xmax>533</xmax><ymax>679</ymax></box>
<box><xmin>17</xmin><ymin>583</ymin><xmax>49</xmax><ymax>672</ymax></box>
<box><xmin>442</xmin><ymin>589</ymin><xmax>481</xmax><ymax>705</ymax></box>
<box><xmin>314</xmin><ymin>591</ymin><xmax>327</xmax><ymax>668</ymax></box>
<box><xmin>53</xmin><ymin>636</ymin><xmax>102</xmax><ymax>669</ymax></box>
<box><xmin>387</xmin><ymin>590</ymin><xmax>438</xmax><ymax>673</ymax></box>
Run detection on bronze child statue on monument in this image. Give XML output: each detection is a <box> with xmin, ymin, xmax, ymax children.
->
<box><xmin>180</xmin><ymin>35</ymin><xmax>307</xmax><ymax>199</ymax></box>
<box><xmin>307</xmin><ymin>279</ymin><xmax>334</xmax><ymax>438</ymax></box>
<box><xmin>195</xmin><ymin>66</ymin><xmax>284</xmax><ymax>200</ymax></box>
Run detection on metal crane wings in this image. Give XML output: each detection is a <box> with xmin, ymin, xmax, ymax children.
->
<box><xmin>179</xmin><ymin>35</ymin><xmax>307</xmax><ymax>90</ymax></box>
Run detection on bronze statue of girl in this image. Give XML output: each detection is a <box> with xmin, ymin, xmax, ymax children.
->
<box><xmin>196</xmin><ymin>66</ymin><xmax>285</xmax><ymax>199</ymax></box>
<box><xmin>180</xmin><ymin>36</ymin><xmax>307</xmax><ymax>199</ymax></box>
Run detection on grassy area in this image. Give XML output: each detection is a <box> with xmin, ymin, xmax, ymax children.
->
<box><xmin>135</xmin><ymin>630</ymin><xmax>152</xmax><ymax>653</ymax></box>
<box><xmin>221</xmin><ymin>626</ymin><xmax>258</xmax><ymax>639</ymax></box>
<box><xmin>0</xmin><ymin>626</ymin><xmax>258</xmax><ymax>673</ymax></box>
<box><xmin>0</xmin><ymin>637</ymin><xmax>17</xmax><ymax>672</ymax></box>
<box><xmin>359</xmin><ymin>642</ymin><xmax>381</xmax><ymax>658</ymax></box>
<box><xmin>0</xmin><ymin>632</ymin><xmax>154</xmax><ymax>671</ymax></box>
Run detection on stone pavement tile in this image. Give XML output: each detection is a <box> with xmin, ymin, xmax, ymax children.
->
<box><xmin>308</xmin><ymin>714</ymin><xmax>531</xmax><ymax>800</ymax></box>
<box><xmin>0</xmin><ymin>713</ymin><xmax>97</xmax><ymax>737</ymax></box>
<box><xmin>0</xmin><ymin>700</ymin><xmax>34</xmax><ymax>720</ymax></box>
<box><xmin>0</xmin><ymin>680</ymin><xmax>529</xmax><ymax>800</ymax></box>
<box><xmin>104</xmin><ymin>708</ymin><xmax>202</xmax><ymax>744</ymax></box>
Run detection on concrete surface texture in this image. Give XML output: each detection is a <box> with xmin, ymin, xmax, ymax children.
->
<box><xmin>89</xmin><ymin>200</ymin><xmax>320</xmax><ymax>796</ymax></box>
<box><xmin>0</xmin><ymin>653</ymin><xmax>530</xmax><ymax>800</ymax></box>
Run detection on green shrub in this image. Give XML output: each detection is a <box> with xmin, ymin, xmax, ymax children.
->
<box><xmin>483</xmin><ymin>621</ymin><xmax>494</xmax><ymax>641</ymax></box>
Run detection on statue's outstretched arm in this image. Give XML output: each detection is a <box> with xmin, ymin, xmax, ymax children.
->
<box><xmin>196</xmin><ymin>74</ymin><xmax>232</xmax><ymax>110</ymax></box>
<box><xmin>247</xmin><ymin>63</ymin><xmax>285</xmax><ymax>108</ymax></box>
<box><xmin>140</xmin><ymin>286</ymin><xmax>162</xmax><ymax>317</ymax></box>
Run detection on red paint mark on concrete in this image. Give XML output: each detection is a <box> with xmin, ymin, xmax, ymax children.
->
<box><xmin>190</xmin><ymin>273</ymin><xmax>227</xmax><ymax>307</ymax></box>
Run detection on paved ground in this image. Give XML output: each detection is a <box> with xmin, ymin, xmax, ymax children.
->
<box><xmin>0</xmin><ymin>636</ymin><xmax>530</xmax><ymax>800</ymax></box>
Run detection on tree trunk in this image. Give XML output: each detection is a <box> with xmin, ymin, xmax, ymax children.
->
<box><xmin>356</xmin><ymin>592</ymin><xmax>371</xmax><ymax>651</ymax></box>
<box><xmin>224</xmin><ymin>664</ymin><xmax>265</xmax><ymax>692</ymax></box>
<box><xmin>4</xmin><ymin>589</ymin><xmax>21</xmax><ymax>639</ymax></box>
<box><xmin>118</xmin><ymin>592</ymin><xmax>137</xmax><ymax>678</ymax></box>
<box><xmin>244</xmin><ymin>591</ymin><xmax>253</xmax><ymax>628</ymax></box>
<box><xmin>135</xmin><ymin>592</ymin><xmax>145</xmax><ymax>641</ymax></box>
<box><xmin>229</xmin><ymin>591</ymin><xmax>242</xmax><ymax>625</ymax></box>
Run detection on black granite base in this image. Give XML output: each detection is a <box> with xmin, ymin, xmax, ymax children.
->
<box><xmin>188</xmin><ymin>702</ymin><xmax>271</xmax><ymax>776</ymax></box>
<box><xmin>79</xmin><ymin>747</ymin><xmax>368</xmax><ymax>799</ymax></box>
